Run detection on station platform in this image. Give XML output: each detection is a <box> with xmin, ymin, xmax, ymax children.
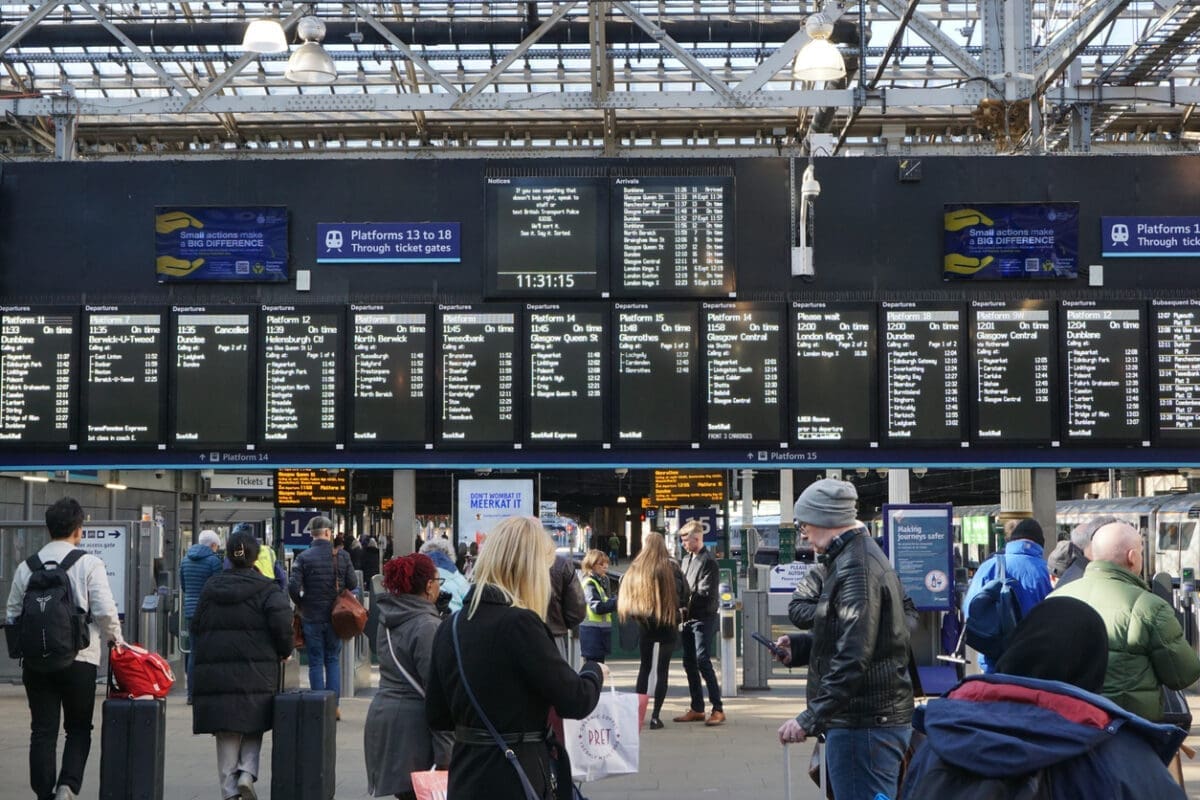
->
<box><xmin>2</xmin><ymin>660</ymin><xmax>1200</xmax><ymax>800</ymax></box>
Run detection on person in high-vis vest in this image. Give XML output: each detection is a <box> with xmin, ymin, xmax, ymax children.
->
<box><xmin>230</xmin><ymin>522</ymin><xmax>287</xmax><ymax>592</ymax></box>
<box><xmin>579</xmin><ymin>550</ymin><xmax>618</xmax><ymax>663</ymax></box>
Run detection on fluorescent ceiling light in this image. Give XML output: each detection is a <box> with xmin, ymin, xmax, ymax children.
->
<box><xmin>21</xmin><ymin>474</ymin><xmax>50</xmax><ymax>483</ymax></box>
<box><xmin>104</xmin><ymin>482</ymin><xmax>128</xmax><ymax>491</ymax></box>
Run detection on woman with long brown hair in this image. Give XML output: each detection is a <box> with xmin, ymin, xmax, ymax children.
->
<box><xmin>617</xmin><ymin>531</ymin><xmax>690</xmax><ymax>730</ymax></box>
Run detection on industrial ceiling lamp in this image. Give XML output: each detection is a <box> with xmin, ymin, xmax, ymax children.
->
<box><xmin>286</xmin><ymin>15</ymin><xmax>337</xmax><ymax>84</ymax></box>
<box><xmin>241</xmin><ymin>17</ymin><xmax>288</xmax><ymax>53</ymax></box>
<box><xmin>792</xmin><ymin>11</ymin><xmax>846</xmax><ymax>82</ymax></box>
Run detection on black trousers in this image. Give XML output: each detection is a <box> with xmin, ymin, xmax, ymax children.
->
<box><xmin>636</xmin><ymin>634</ymin><xmax>675</xmax><ymax>719</ymax></box>
<box><xmin>681</xmin><ymin>615</ymin><xmax>723</xmax><ymax>713</ymax></box>
<box><xmin>24</xmin><ymin>660</ymin><xmax>98</xmax><ymax>800</ymax></box>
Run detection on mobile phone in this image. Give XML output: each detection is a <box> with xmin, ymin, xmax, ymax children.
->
<box><xmin>751</xmin><ymin>631</ymin><xmax>783</xmax><ymax>657</ymax></box>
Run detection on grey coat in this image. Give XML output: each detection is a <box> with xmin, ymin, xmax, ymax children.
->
<box><xmin>364</xmin><ymin>592</ymin><xmax>451</xmax><ymax>797</ymax></box>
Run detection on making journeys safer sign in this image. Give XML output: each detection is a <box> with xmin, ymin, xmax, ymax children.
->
<box><xmin>456</xmin><ymin>478</ymin><xmax>535</xmax><ymax>547</ymax></box>
<box><xmin>317</xmin><ymin>223</ymin><xmax>461</xmax><ymax>263</ymax></box>
<box><xmin>883</xmin><ymin>503</ymin><xmax>954</xmax><ymax>612</ymax></box>
<box><xmin>79</xmin><ymin>526</ymin><xmax>127</xmax><ymax>616</ymax></box>
<box><xmin>1102</xmin><ymin>216</ymin><xmax>1200</xmax><ymax>257</ymax></box>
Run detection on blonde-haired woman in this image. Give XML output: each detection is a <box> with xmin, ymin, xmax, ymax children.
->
<box><xmin>426</xmin><ymin>516</ymin><xmax>606</xmax><ymax>800</ymax></box>
<box><xmin>617</xmin><ymin>531</ymin><xmax>690</xmax><ymax>730</ymax></box>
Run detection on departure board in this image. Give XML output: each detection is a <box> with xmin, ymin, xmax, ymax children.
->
<box><xmin>614</xmin><ymin>302</ymin><xmax>698</xmax><ymax>444</ymax></box>
<box><xmin>275</xmin><ymin>468</ymin><xmax>348</xmax><ymax>508</ymax></box>
<box><xmin>438</xmin><ymin>305</ymin><xmax>519</xmax><ymax>445</ymax></box>
<box><xmin>791</xmin><ymin>303</ymin><xmax>877</xmax><ymax>445</ymax></box>
<box><xmin>525</xmin><ymin>304</ymin><xmax>607</xmax><ymax>445</ymax></box>
<box><xmin>702</xmin><ymin>302</ymin><xmax>785</xmax><ymax>443</ymax></box>
<box><xmin>1061</xmin><ymin>301</ymin><xmax>1147</xmax><ymax>444</ymax></box>
<box><xmin>83</xmin><ymin>306</ymin><xmax>166</xmax><ymax>446</ymax></box>
<box><xmin>485</xmin><ymin>176</ymin><xmax>607</xmax><ymax>296</ymax></box>
<box><xmin>881</xmin><ymin>303</ymin><xmax>965</xmax><ymax>444</ymax></box>
<box><xmin>969</xmin><ymin>301</ymin><xmax>1057</xmax><ymax>444</ymax></box>
<box><xmin>350</xmin><ymin>305</ymin><xmax>430</xmax><ymax>446</ymax></box>
<box><xmin>613</xmin><ymin>176</ymin><xmax>734</xmax><ymax>297</ymax></box>
<box><xmin>0</xmin><ymin>306</ymin><xmax>77</xmax><ymax>445</ymax></box>
<box><xmin>260</xmin><ymin>306</ymin><xmax>343</xmax><ymax>446</ymax></box>
<box><xmin>1153</xmin><ymin>299</ymin><xmax>1200</xmax><ymax>443</ymax></box>
<box><xmin>171</xmin><ymin>306</ymin><xmax>254</xmax><ymax>448</ymax></box>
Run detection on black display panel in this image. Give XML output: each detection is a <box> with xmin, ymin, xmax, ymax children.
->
<box><xmin>613</xmin><ymin>302</ymin><xmax>698</xmax><ymax>444</ymax></box>
<box><xmin>524</xmin><ymin>304</ymin><xmax>608</xmax><ymax>445</ymax></box>
<box><xmin>1152</xmin><ymin>299</ymin><xmax>1200</xmax><ymax>444</ymax></box>
<box><xmin>613</xmin><ymin>176</ymin><xmax>735</xmax><ymax>297</ymax></box>
<box><xmin>1060</xmin><ymin>301</ymin><xmax>1147</xmax><ymax>444</ymax></box>
<box><xmin>0</xmin><ymin>306</ymin><xmax>77</xmax><ymax>445</ymax></box>
<box><xmin>968</xmin><ymin>301</ymin><xmax>1057</xmax><ymax>445</ymax></box>
<box><xmin>791</xmin><ymin>302</ymin><xmax>877</xmax><ymax>445</ymax></box>
<box><xmin>349</xmin><ymin>305</ymin><xmax>431</xmax><ymax>446</ymax></box>
<box><xmin>702</xmin><ymin>302</ymin><xmax>785</xmax><ymax>444</ymax></box>
<box><xmin>881</xmin><ymin>303</ymin><xmax>965</xmax><ymax>444</ymax></box>
<box><xmin>437</xmin><ymin>305</ymin><xmax>519</xmax><ymax>446</ymax></box>
<box><xmin>171</xmin><ymin>306</ymin><xmax>255</xmax><ymax>448</ymax></box>
<box><xmin>485</xmin><ymin>176</ymin><xmax>607</xmax><ymax>296</ymax></box>
<box><xmin>260</xmin><ymin>306</ymin><xmax>343</xmax><ymax>446</ymax></box>
<box><xmin>82</xmin><ymin>306</ymin><xmax>166</xmax><ymax>446</ymax></box>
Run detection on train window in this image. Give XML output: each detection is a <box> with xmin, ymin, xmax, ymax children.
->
<box><xmin>1157</xmin><ymin>522</ymin><xmax>1195</xmax><ymax>550</ymax></box>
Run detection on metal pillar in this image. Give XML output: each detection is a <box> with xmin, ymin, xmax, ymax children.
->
<box><xmin>741</xmin><ymin>589</ymin><xmax>772</xmax><ymax>690</ymax></box>
<box><xmin>1030</xmin><ymin>468</ymin><xmax>1057</xmax><ymax>555</ymax></box>
<box><xmin>888</xmin><ymin>469</ymin><xmax>911</xmax><ymax>504</ymax></box>
<box><xmin>780</xmin><ymin>470</ymin><xmax>794</xmax><ymax>527</ymax></box>
<box><xmin>1000</xmin><ymin>469</ymin><xmax>1033</xmax><ymax>520</ymax></box>
<box><xmin>393</xmin><ymin>469</ymin><xmax>416</xmax><ymax>555</ymax></box>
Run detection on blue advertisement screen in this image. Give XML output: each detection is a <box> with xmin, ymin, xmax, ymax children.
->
<box><xmin>943</xmin><ymin>202</ymin><xmax>1079</xmax><ymax>280</ymax></box>
<box><xmin>155</xmin><ymin>206</ymin><xmax>289</xmax><ymax>283</ymax></box>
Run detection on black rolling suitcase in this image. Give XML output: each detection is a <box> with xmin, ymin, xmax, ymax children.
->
<box><xmin>99</xmin><ymin>695</ymin><xmax>166</xmax><ymax>800</ymax></box>
<box><xmin>272</xmin><ymin>689</ymin><xmax>337</xmax><ymax>800</ymax></box>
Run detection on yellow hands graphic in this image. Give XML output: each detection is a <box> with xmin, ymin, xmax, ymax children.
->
<box><xmin>155</xmin><ymin>210</ymin><xmax>205</xmax><ymax>235</ymax></box>
<box><xmin>156</xmin><ymin>255</ymin><xmax>206</xmax><ymax>276</ymax></box>
<box><xmin>944</xmin><ymin>254</ymin><xmax>994</xmax><ymax>275</ymax></box>
<box><xmin>944</xmin><ymin>208</ymin><xmax>995</xmax><ymax>232</ymax></box>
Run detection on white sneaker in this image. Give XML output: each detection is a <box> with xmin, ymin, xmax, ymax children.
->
<box><xmin>54</xmin><ymin>787</ymin><xmax>76</xmax><ymax>800</ymax></box>
<box><xmin>236</xmin><ymin>771</ymin><xmax>257</xmax><ymax>800</ymax></box>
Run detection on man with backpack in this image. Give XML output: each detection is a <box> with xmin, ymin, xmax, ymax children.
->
<box><xmin>4</xmin><ymin>497</ymin><xmax>126</xmax><ymax>800</ymax></box>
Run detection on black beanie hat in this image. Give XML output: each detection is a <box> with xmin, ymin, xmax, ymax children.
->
<box><xmin>994</xmin><ymin>597</ymin><xmax>1108</xmax><ymax>693</ymax></box>
<box><xmin>1009</xmin><ymin>518</ymin><xmax>1045</xmax><ymax>548</ymax></box>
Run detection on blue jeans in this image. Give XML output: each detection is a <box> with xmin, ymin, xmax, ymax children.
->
<box><xmin>680</xmin><ymin>614</ymin><xmax>722</xmax><ymax>713</ymax></box>
<box><xmin>824</xmin><ymin>725</ymin><xmax>911</xmax><ymax>800</ymax></box>
<box><xmin>301</xmin><ymin>620</ymin><xmax>342</xmax><ymax>703</ymax></box>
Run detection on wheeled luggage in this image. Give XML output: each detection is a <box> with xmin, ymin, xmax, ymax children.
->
<box><xmin>271</xmin><ymin>689</ymin><xmax>337</xmax><ymax>800</ymax></box>
<box><xmin>99</xmin><ymin>696</ymin><xmax>166</xmax><ymax>800</ymax></box>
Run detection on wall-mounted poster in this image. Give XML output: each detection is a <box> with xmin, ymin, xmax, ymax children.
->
<box><xmin>155</xmin><ymin>206</ymin><xmax>288</xmax><ymax>282</ymax></box>
<box><xmin>943</xmin><ymin>202</ymin><xmax>1079</xmax><ymax>280</ymax></box>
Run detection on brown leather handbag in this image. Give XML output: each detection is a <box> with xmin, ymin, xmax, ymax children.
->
<box><xmin>330</xmin><ymin>550</ymin><xmax>367</xmax><ymax>640</ymax></box>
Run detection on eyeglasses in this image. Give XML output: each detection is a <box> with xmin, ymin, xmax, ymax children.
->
<box><xmin>436</xmin><ymin>577</ymin><xmax>446</xmax><ymax>585</ymax></box>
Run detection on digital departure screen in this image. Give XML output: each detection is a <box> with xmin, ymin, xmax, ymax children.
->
<box><xmin>83</xmin><ymin>306</ymin><xmax>166</xmax><ymax>446</ymax></box>
<box><xmin>702</xmin><ymin>302</ymin><xmax>784</xmax><ymax>444</ymax></box>
<box><xmin>969</xmin><ymin>301</ymin><xmax>1057</xmax><ymax>444</ymax></box>
<box><xmin>614</xmin><ymin>302</ymin><xmax>697</xmax><ymax>444</ymax></box>
<box><xmin>275</xmin><ymin>467</ymin><xmax>348</xmax><ymax>508</ymax></box>
<box><xmin>881</xmin><ymin>303</ymin><xmax>965</xmax><ymax>444</ymax></box>
<box><xmin>485</xmin><ymin>176</ymin><xmax>607</xmax><ymax>296</ymax></box>
<box><xmin>613</xmin><ymin>176</ymin><xmax>734</xmax><ymax>297</ymax></box>
<box><xmin>171</xmin><ymin>306</ymin><xmax>254</xmax><ymax>448</ymax></box>
<box><xmin>1061</xmin><ymin>301</ymin><xmax>1147</xmax><ymax>444</ymax></box>
<box><xmin>260</xmin><ymin>306</ymin><xmax>343</xmax><ymax>446</ymax></box>
<box><xmin>525</xmin><ymin>304</ymin><xmax>607</xmax><ymax>445</ymax></box>
<box><xmin>1153</xmin><ymin>299</ymin><xmax>1200</xmax><ymax>443</ymax></box>
<box><xmin>791</xmin><ymin>303</ymin><xmax>877</xmax><ymax>445</ymax></box>
<box><xmin>438</xmin><ymin>305</ymin><xmax>518</xmax><ymax>446</ymax></box>
<box><xmin>350</xmin><ymin>305</ymin><xmax>430</xmax><ymax>446</ymax></box>
<box><xmin>0</xmin><ymin>306</ymin><xmax>77</xmax><ymax>445</ymax></box>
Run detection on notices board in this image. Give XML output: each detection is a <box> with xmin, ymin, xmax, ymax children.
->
<box><xmin>274</xmin><ymin>468</ymin><xmax>348</xmax><ymax>508</ymax></box>
<box><xmin>80</xmin><ymin>525</ymin><xmax>128</xmax><ymax>616</ymax></box>
<box><xmin>652</xmin><ymin>470</ymin><xmax>724</xmax><ymax>505</ymax></box>
<box><xmin>155</xmin><ymin>206</ymin><xmax>288</xmax><ymax>283</ymax></box>
<box><xmin>943</xmin><ymin>202</ymin><xmax>1079</xmax><ymax>280</ymax></box>
<box><xmin>456</xmin><ymin>478</ymin><xmax>535</xmax><ymax>546</ymax></box>
<box><xmin>883</xmin><ymin>503</ymin><xmax>954</xmax><ymax>612</ymax></box>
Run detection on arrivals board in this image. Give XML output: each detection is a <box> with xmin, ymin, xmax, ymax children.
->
<box><xmin>171</xmin><ymin>306</ymin><xmax>255</xmax><ymax>448</ymax></box>
<box><xmin>881</xmin><ymin>303</ymin><xmax>965</xmax><ymax>444</ymax></box>
<box><xmin>702</xmin><ymin>302</ymin><xmax>785</xmax><ymax>444</ymax></box>
<box><xmin>349</xmin><ymin>305</ymin><xmax>431</xmax><ymax>445</ymax></box>
<box><xmin>1153</xmin><ymin>299</ymin><xmax>1200</xmax><ymax>443</ymax></box>
<box><xmin>1060</xmin><ymin>301</ymin><xmax>1147</xmax><ymax>444</ymax></box>
<box><xmin>969</xmin><ymin>301</ymin><xmax>1057</xmax><ymax>444</ymax></box>
<box><xmin>613</xmin><ymin>176</ymin><xmax>734</xmax><ymax>297</ymax></box>
<box><xmin>524</xmin><ymin>304</ymin><xmax>608</xmax><ymax>445</ymax></box>
<box><xmin>0</xmin><ymin>306</ymin><xmax>77</xmax><ymax>445</ymax></box>
<box><xmin>260</xmin><ymin>306</ymin><xmax>343</xmax><ymax>446</ymax></box>
<box><xmin>614</xmin><ymin>303</ymin><xmax>698</xmax><ymax>444</ymax></box>
<box><xmin>438</xmin><ymin>305</ymin><xmax>519</xmax><ymax>446</ymax></box>
<box><xmin>83</xmin><ymin>306</ymin><xmax>166</xmax><ymax>446</ymax></box>
<box><xmin>791</xmin><ymin>302</ymin><xmax>877</xmax><ymax>445</ymax></box>
<box><xmin>485</xmin><ymin>176</ymin><xmax>607</xmax><ymax>296</ymax></box>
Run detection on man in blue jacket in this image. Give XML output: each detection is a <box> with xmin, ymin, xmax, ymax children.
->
<box><xmin>180</xmin><ymin>529</ymin><xmax>222</xmax><ymax>704</ymax></box>
<box><xmin>962</xmin><ymin>517</ymin><xmax>1052</xmax><ymax>672</ymax></box>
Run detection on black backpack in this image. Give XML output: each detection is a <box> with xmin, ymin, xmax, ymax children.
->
<box><xmin>13</xmin><ymin>550</ymin><xmax>91</xmax><ymax>672</ymax></box>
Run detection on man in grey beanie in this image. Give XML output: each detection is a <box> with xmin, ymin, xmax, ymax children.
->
<box><xmin>775</xmin><ymin>478</ymin><xmax>914</xmax><ymax>800</ymax></box>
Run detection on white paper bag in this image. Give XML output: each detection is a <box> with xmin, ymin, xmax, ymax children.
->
<box><xmin>563</xmin><ymin>688</ymin><xmax>640</xmax><ymax>781</ymax></box>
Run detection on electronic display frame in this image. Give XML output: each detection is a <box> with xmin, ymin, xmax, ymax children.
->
<box><xmin>80</xmin><ymin>304</ymin><xmax>169</xmax><ymax>451</ymax></box>
<box><xmin>789</xmin><ymin>301</ymin><xmax>879</xmax><ymax>448</ymax></box>
<box><xmin>346</xmin><ymin>303</ymin><xmax>434</xmax><ymax>449</ymax></box>
<box><xmin>521</xmin><ymin>302</ymin><xmax>611</xmax><ymax>448</ymax></box>
<box><xmin>879</xmin><ymin>301</ymin><xmax>967</xmax><ymax>447</ymax></box>
<box><xmin>611</xmin><ymin>301</ymin><xmax>701</xmax><ymax>447</ymax></box>
<box><xmin>1151</xmin><ymin>298</ymin><xmax>1200</xmax><ymax>446</ymax></box>
<box><xmin>257</xmin><ymin>304</ymin><xmax>346</xmax><ymax>449</ymax></box>
<box><xmin>700</xmin><ymin>300</ymin><xmax>787</xmax><ymax>446</ymax></box>
<box><xmin>435</xmin><ymin>303</ymin><xmax>523</xmax><ymax>448</ymax></box>
<box><xmin>0</xmin><ymin>304</ymin><xmax>80</xmax><ymax>449</ymax></box>
<box><xmin>168</xmin><ymin>304</ymin><xmax>258</xmax><ymax>451</ymax></box>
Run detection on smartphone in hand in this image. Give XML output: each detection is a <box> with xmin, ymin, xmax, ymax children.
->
<box><xmin>751</xmin><ymin>631</ymin><xmax>784</xmax><ymax>658</ymax></box>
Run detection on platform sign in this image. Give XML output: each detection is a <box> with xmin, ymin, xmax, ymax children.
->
<box><xmin>79</xmin><ymin>525</ymin><xmax>127</xmax><ymax>616</ymax></box>
<box><xmin>281</xmin><ymin>510</ymin><xmax>323</xmax><ymax>550</ymax></box>
<box><xmin>883</xmin><ymin>503</ymin><xmax>954</xmax><ymax>612</ymax></box>
<box><xmin>678</xmin><ymin>507</ymin><xmax>719</xmax><ymax>545</ymax></box>
<box><xmin>1102</xmin><ymin>216</ymin><xmax>1200</xmax><ymax>257</ymax></box>
<box><xmin>317</xmin><ymin>222</ymin><xmax>461</xmax><ymax>263</ymax></box>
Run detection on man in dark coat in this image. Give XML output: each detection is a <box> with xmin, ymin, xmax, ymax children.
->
<box><xmin>674</xmin><ymin>519</ymin><xmax>725</xmax><ymax>726</ymax></box>
<box><xmin>1055</xmin><ymin>516</ymin><xmax>1119</xmax><ymax>588</ymax></box>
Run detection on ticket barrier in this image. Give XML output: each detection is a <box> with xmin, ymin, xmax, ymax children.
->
<box><xmin>719</xmin><ymin>582</ymin><xmax>739</xmax><ymax>699</ymax></box>
<box><xmin>338</xmin><ymin>570</ymin><xmax>372</xmax><ymax>699</ymax></box>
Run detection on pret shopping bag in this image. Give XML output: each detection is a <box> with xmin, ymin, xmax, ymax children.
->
<box><xmin>411</xmin><ymin>768</ymin><xmax>448</xmax><ymax>800</ymax></box>
<box><xmin>563</xmin><ymin>688</ymin><xmax>640</xmax><ymax>781</ymax></box>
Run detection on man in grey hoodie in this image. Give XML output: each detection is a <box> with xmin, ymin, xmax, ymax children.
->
<box><xmin>180</xmin><ymin>529</ymin><xmax>222</xmax><ymax>704</ymax></box>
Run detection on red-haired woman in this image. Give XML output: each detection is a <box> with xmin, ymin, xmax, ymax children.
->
<box><xmin>364</xmin><ymin>553</ymin><xmax>450</xmax><ymax>799</ymax></box>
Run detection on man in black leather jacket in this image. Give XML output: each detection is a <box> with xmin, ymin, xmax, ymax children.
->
<box><xmin>774</xmin><ymin>479</ymin><xmax>913</xmax><ymax>800</ymax></box>
<box><xmin>674</xmin><ymin>520</ymin><xmax>726</xmax><ymax>726</ymax></box>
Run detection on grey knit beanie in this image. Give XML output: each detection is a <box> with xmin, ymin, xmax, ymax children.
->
<box><xmin>793</xmin><ymin>479</ymin><xmax>858</xmax><ymax>528</ymax></box>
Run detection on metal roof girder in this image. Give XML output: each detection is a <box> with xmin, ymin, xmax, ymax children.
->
<box><xmin>353</xmin><ymin>3</ymin><xmax>462</xmax><ymax>96</ymax></box>
<box><xmin>74</xmin><ymin>0</ymin><xmax>192</xmax><ymax>98</ymax></box>
<box><xmin>0</xmin><ymin>0</ymin><xmax>62</xmax><ymax>58</ymax></box>
<box><xmin>874</xmin><ymin>0</ymin><xmax>987</xmax><ymax>81</ymax></box>
<box><xmin>1033</xmin><ymin>0</ymin><xmax>1130</xmax><ymax>91</ymax></box>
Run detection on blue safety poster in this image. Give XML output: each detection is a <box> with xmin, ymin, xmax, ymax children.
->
<box><xmin>883</xmin><ymin>503</ymin><xmax>954</xmax><ymax>611</ymax></box>
<box><xmin>155</xmin><ymin>206</ymin><xmax>289</xmax><ymax>282</ymax></box>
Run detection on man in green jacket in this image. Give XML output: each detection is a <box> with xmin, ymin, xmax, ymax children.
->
<box><xmin>1053</xmin><ymin>520</ymin><xmax>1200</xmax><ymax>721</ymax></box>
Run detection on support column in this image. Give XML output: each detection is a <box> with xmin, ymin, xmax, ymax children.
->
<box><xmin>888</xmin><ymin>468</ymin><xmax>911</xmax><ymax>504</ymax></box>
<box><xmin>779</xmin><ymin>469</ymin><xmax>794</xmax><ymax>528</ymax></box>
<box><xmin>393</xmin><ymin>469</ymin><xmax>416</xmax><ymax>555</ymax></box>
<box><xmin>1030</xmin><ymin>468</ymin><xmax>1057</xmax><ymax>556</ymax></box>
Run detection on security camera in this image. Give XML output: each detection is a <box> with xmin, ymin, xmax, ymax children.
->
<box><xmin>800</xmin><ymin>164</ymin><xmax>821</xmax><ymax>200</ymax></box>
<box><xmin>913</xmin><ymin>467</ymin><xmax>928</xmax><ymax>478</ymax></box>
<box><xmin>154</xmin><ymin>469</ymin><xmax>165</xmax><ymax>480</ymax></box>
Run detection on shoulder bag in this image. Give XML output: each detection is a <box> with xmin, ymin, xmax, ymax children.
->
<box><xmin>385</xmin><ymin>626</ymin><xmax>455</xmax><ymax>765</ymax></box>
<box><xmin>330</xmin><ymin>550</ymin><xmax>367</xmax><ymax>640</ymax></box>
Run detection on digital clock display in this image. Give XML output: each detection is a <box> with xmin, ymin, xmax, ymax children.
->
<box><xmin>513</xmin><ymin>273</ymin><xmax>581</xmax><ymax>290</ymax></box>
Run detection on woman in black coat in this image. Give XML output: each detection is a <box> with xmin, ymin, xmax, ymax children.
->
<box><xmin>191</xmin><ymin>530</ymin><xmax>293</xmax><ymax>800</ymax></box>
<box><xmin>426</xmin><ymin>516</ymin><xmax>607</xmax><ymax>800</ymax></box>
